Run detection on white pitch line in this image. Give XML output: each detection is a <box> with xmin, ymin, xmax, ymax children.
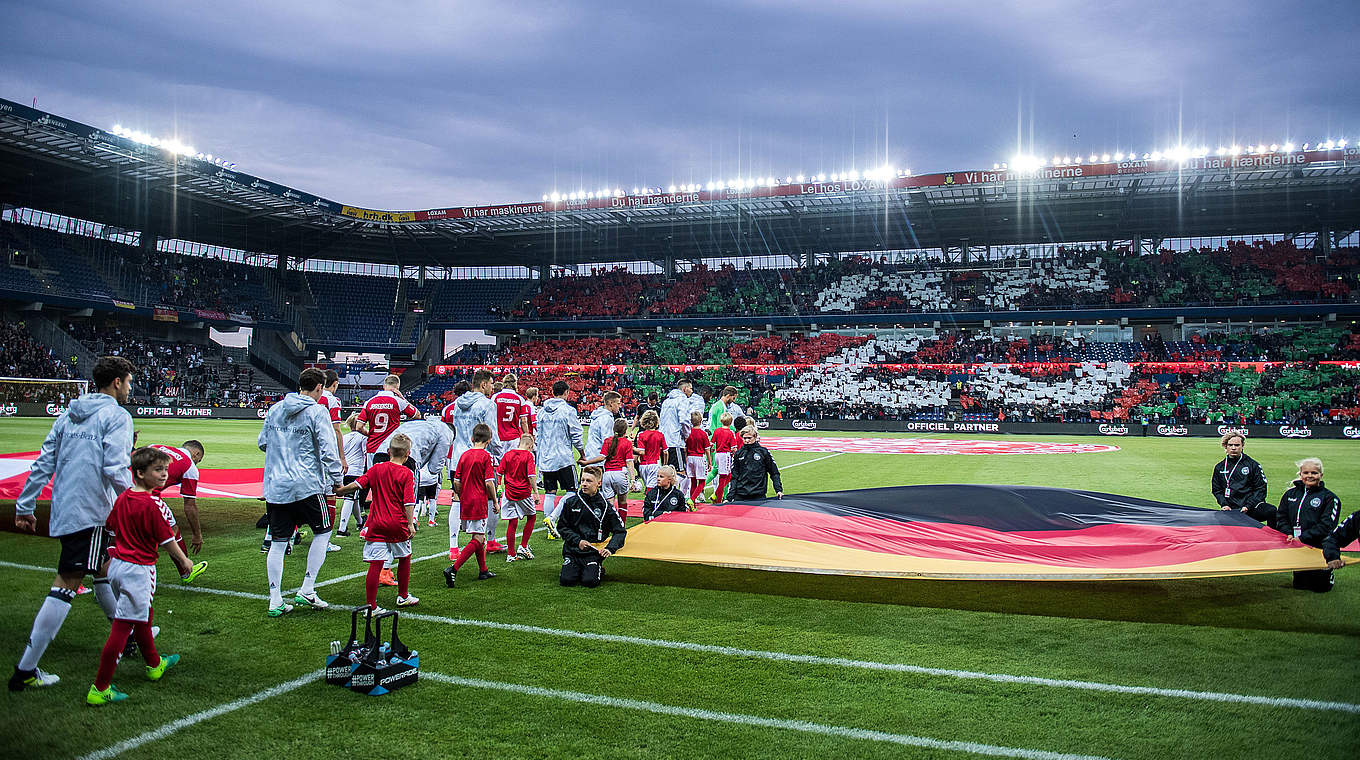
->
<box><xmin>423</xmin><ymin>672</ymin><xmax>1112</xmax><ymax>760</ymax></box>
<box><xmin>74</xmin><ymin>668</ymin><xmax>324</xmax><ymax>760</ymax></box>
<box><xmin>0</xmin><ymin>560</ymin><xmax>1355</xmax><ymax>714</ymax></box>
<box><xmin>779</xmin><ymin>452</ymin><xmax>843</xmax><ymax>469</ymax></box>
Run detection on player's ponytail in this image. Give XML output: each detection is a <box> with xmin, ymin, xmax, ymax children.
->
<box><xmin>606</xmin><ymin>418</ymin><xmax>628</xmax><ymax>458</ymax></box>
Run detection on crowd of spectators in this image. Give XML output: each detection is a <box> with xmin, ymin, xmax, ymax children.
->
<box><xmin>64</xmin><ymin>320</ymin><xmax>279</xmax><ymax>406</ymax></box>
<box><xmin>0</xmin><ymin>321</ymin><xmax>79</xmax><ymax>402</ymax></box>
<box><xmin>496</xmin><ymin>242</ymin><xmax>1360</xmax><ymax>322</ymax></box>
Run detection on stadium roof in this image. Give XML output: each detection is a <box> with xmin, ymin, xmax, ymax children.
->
<box><xmin>3</xmin><ymin>96</ymin><xmax>1359</xmax><ymax>269</ymax></box>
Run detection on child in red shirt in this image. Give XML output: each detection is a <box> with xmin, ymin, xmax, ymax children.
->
<box><xmin>635</xmin><ymin>410</ymin><xmax>666</xmax><ymax>490</ymax></box>
<box><xmin>583</xmin><ymin>419</ymin><xmax>641</xmax><ymax>521</ymax></box>
<box><xmin>443</xmin><ymin>423</ymin><xmax>498</xmax><ymax>587</ymax></box>
<box><xmin>498</xmin><ymin>433</ymin><xmax>539</xmax><ymax>561</ymax></box>
<box><xmin>88</xmin><ymin>447</ymin><xmax>207</xmax><ymax>706</ymax></box>
<box><xmin>337</xmin><ymin>433</ymin><xmax>418</xmax><ymax>611</ymax></box>
<box><xmin>710</xmin><ymin>412</ymin><xmax>740</xmax><ymax>502</ymax></box>
<box><xmin>685</xmin><ymin>411</ymin><xmax>711</xmax><ymax>502</ymax></box>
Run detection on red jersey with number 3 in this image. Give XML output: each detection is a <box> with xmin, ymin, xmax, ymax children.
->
<box><xmin>355</xmin><ymin>461</ymin><xmax>415</xmax><ymax>542</ymax></box>
<box><xmin>491</xmin><ymin>389</ymin><xmax>530</xmax><ymax>442</ymax></box>
<box><xmin>358</xmin><ymin>391</ymin><xmax>418</xmax><ymax>453</ymax></box>
<box><xmin>149</xmin><ymin>444</ymin><xmax>199</xmax><ymax>498</ymax></box>
<box><xmin>106</xmin><ymin>490</ymin><xmax>178</xmax><ymax>566</ymax></box>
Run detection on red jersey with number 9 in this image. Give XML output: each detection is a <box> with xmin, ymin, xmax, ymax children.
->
<box><xmin>357</xmin><ymin>391</ymin><xmax>419</xmax><ymax>453</ymax></box>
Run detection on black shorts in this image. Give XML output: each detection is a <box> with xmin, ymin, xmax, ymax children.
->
<box><xmin>419</xmin><ymin>483</ymin><xmax>439</xmax><ymax>499</ymax></box>
<box><xmin>56</xmin><ymin>527</ymin><xmax>112</xmax><ymax>576</ymax></box>
<box><xmin>266</xmin><ymin>493</ymin><xmax>331</xmax><ymax>538</ymax></box>
<box><xmin>343</xmin><ymin>474</ymin><xmax>361</xmax><ymax>487</ymax></box>
<box><xmin>542</xmin><ymin>466</ymin><xmax>577</xmax><ymax>493</ymax></box>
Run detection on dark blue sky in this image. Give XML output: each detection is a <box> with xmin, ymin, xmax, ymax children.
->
<box><xmin>2</xmin><ymin>1</ymin><xmax>1357</xmax><ymax>209</ymax></box>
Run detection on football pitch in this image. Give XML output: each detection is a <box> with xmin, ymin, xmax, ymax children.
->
<box><xmin>1</xmin><ymin>418</ymin><xmax>1357</xmax><ymax>759</ymax></box>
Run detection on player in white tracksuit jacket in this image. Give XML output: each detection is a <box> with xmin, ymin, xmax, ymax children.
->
<box><xmin>11</xmin><ymin>357</ymin><xmax>135</xmax><ymax>691</ymax></box>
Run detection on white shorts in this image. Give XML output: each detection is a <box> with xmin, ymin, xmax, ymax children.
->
<box><xmin>602</xmin><ymin>470</ymin><xmax>630</xmax><ymax>500</ymax></box>
<box><xmin>639</xmin><ymin>463</ymin><xmax>659</xmax><ymax>490</ymax></box>
<box><xmin>362</xmin><ymin>539</ymin><xmax>412</xmax><ymax>563</ymax></box>
<box><xmin>418</xmin><ymin>468</ymin><xmax>440</xmax><ymax>488</ymax></box>
<box><xmin>686</xmin><ymin>455</ymin><xmax>707</xmax><ymax>481</ymax></box>
<box><xmin>461</xmin><ymin>518</ymin><xmax>488</xmax><ymax>534</ymax></box>
<box><xmin>107</xmin><ymin>558</ymin><xmax>156</xmax><ymax>623</ymax></box>
<box><xmin>715</xmin><ymin>452</ymin><xmax>733</xmax><ymax>476</ymax></box>
<box><xmin>502</xmin><ymin>497</ymin><xmax>537</xmax><ymax>520</ymax></box>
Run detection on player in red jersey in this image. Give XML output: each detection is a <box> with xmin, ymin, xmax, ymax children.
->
<box><xmin>318</xmin><ymin>370</ymin><xmax>347</xmax><ymax>476</ymax></box>
<box><xmin>443</xmin><ymin>424</ymin><xmax>498</xmax><ymax>587</ymax></box>
<box><xmin>582</xmin><ymin>418</ymin><xmax>641</xmax><ymax>521</ymax></box>
<box><xmin>336</xmin><ymin>434</ymin><xmax>418</xmax><ymax>611</ymax></box>
<box><xmin>684</xmin><ymin>411</ymin><xmax>711</xmax><ymax>503</ymax></box>
<box><xmin>491</xmin><ymin>373</ymin><xmax>531</xmax><ymax>450</ymax></box>
<box><xmin>634</xmin><ymin>411</ymin><xmax>666</xmax><ymax>490</ymax></box>
<box><xmin>146</xmin><ymin>441</ymin><xmax>205</xmax><ymax>555</ymax></box>
<box><xmin>523</xmin><ymin>386</ymin><xmax>540</xmax><ymax>434</ymax></box>
<box><xmin>355</xmin><ymin>374</ymin><xmax>421</xmax><ymax>463</ymax></box>
<box><xmin>710</xmin><ymin>413</ymin><xmax>740</xmax><ymax>502</ymax></box>
<box><xmin>87</xmin><ymin>447</ymin><xmax>206</xmax><ymax>706</ymax></box>
<box><xmin>498</xmin><ymin>433</ymin><xmax>538</xmax><ymax>562</ymax></box>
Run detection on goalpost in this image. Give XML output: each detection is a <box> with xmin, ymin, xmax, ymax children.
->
<box><xmin>0</xmin><ymin>377</ymin><xmax>90</xmax><ymax>405</ymax></box>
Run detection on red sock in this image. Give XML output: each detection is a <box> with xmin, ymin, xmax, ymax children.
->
<box><xmin>521</xmin><ymin>515</ymin><xmax>536</xmax><ymax>547</ymax></box>
<box><xmin>617</xmin><ymin>502</ymin><xmax>628</xmax><ymax>521</ymax></box>
<box><xmin>96</xmin><ymin>619</ymin><xmax>134</xmax><ymax>690</ymax></box>
<box><xmin>174</xmin><ymin>531</ymin><xmax>188</xmax><ymax>557</ymax></box>
<box><xmin>454</xmin><ymin>539</ymin><xmax>481</xmax><ymax>571</ymax></box>
<box><xmin>505</xmin><ymin>518</ymin><xmax>519</xmax><ymax>551</ymax></box>
<box><xmin>691</xmin><ymin>479</ymin><xmax>706</xmax><ymax>502</ymax></box>
<box><xmin>365</xmin><ymin>560</ymin><xmax>384</xmax><ymax>608</ymax></box>
<box><xmin>716</xmin><ymin>475</ymin><xmax>731</xmax><ymax>502</ymax></box>
<box><xmin>132</xmin><ymin>619</ymin><xmax>158</xmax><ymax>666</ymax></box>
<box><xmin>396</xmin><ymin>556</ymin><xmax>411</xmax><ymax>597</ymax></box>
<box><xmin>475</xmin><ymin>539</ymin><xmax>488</xmax><ymax>572</ymax></box>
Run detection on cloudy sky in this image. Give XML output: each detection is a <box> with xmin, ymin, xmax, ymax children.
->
<box><xmin>2</xmin><ymin>1</ymin><xmax>1357</xmax><ymax>211</ymax></box>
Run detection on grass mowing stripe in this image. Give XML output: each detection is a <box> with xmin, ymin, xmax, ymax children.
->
<box><xmin>422</xmin><ymin>671</ymin><xmax>1113</xmax><ymax>760</ymax></box>
<box><xmin>4</xmin><ymin>561</ymin><xmax>1354</xmax><ymax>715</ymax></box>
<box><xmin>74</xmin><ymin>669</ymin><xmax>324</xmax><ymax>760</ymax></box>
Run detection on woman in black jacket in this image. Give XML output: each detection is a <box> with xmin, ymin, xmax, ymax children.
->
<box><xmin>1211</xmin><ymin>432</ymin><xmax>1273</xmax><ymax>523</ymax></box>
<box><xmin>1275</xmin><ymin>457</ymin><xmax>1342</xmax><ymax>592</ymax></box>
<box><xmin>725</xmin><ymin>427</ymin><xmax>783</xmax><ymax>502</ymax></box>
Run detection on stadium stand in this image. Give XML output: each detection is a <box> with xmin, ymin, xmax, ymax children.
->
<box><xmin>0</xmin><ymin>319</ymin><xmax>76</xmax><ymax>383</ymax></box>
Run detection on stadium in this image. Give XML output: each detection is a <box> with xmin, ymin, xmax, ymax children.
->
<box><xmin>2</xmin><ymin>5</ymin><xmax>1359</xmax><ymax>759</ymax></box>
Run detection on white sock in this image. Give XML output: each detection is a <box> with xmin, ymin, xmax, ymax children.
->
<box><xmin>266</xmin><ymin>542</ymin><xmax>287</xmax><ymax>607</ymax></box>
<box><xmin>338</xmin><ymin>498</ymin><xmax>353</xmax><ymax>531</ymax></box>
<box><xmin>448</xmin><ymin>499</ymin><xmax>461</xmax><ymax>550</ymax></box>
<box><xmin>17</xmin><ymin>588</ymin><xmax>74</xmax><ymax>671</ymax></box>
<box><xmin>427</xmin><ymin>501</ymin><xmax>439</xmax><ymax>522</ymax></box>
<box><xmin>548</xmin><ymin>495</ymin><xmax>567</xmax><ymax>523</ymax></box>
<box><xmin>299</xmin><ymin>530</ymin><xmax>331</xmax><ymax>595</ymax></box>
<box><xmin>92</xmin><ymin>576</ymin><xmax>117</xmax><ymax>620</ymax></box>
<box><xmin>543</xmin><ymin>494</ymin><xmax>556</xmax><ymax>520</ymax></box>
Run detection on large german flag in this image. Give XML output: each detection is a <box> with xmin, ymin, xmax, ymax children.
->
<box><xmin>618</xmin><ymin>485</ymin><xmax>1340</xmax><ymax>580</ymax></box>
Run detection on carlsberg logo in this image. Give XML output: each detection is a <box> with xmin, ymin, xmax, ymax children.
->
<box><xmin>1343</xmin><ymin>426</ymin><xmax>1360</xmax><ymax>439</ymax></box>
<box><xmin>1278</xmin><ymin>426</ymin><xmax>1312</xmax><ymax>439</ymax></box>
<box><xmin>1216</xmin><ymin>426</ymin><xmax>1249</xmax><ymax>437</ymax></box>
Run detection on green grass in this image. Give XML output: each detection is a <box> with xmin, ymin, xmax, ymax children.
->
<box><xmin>1</xmin><ymin>419</ymin><xmax>1357</xmax><ymax>759</ymax></box>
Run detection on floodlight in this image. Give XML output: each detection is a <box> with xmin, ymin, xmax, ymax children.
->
<box><xmin>1322</xmin><ymin>139</ymin><xmax>1335</xmax><ymax>149</ymax></box>
<box><xmin>1230</xmin><ymin>145</ymin><xmax>1241</xmax><ymax>155</ymax></box>
<box><xmin>1339</xmin><ymin>139</ymin><xmax>1349</xmax><ymax>147</ymax></box>
<box><xmin>1114</xmin><ymin>152</ymin><xmax>1124</xmax><ymax>161</ymax></box>
<box><xmin>1101</xmin><ymin>153</ymin><xmax>1110</xmax><ymax>161</ymax></box>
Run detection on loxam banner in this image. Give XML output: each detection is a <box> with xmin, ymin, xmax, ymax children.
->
<box><xmin>7</xmin><ymin>403</ymin><xmax>267</xmax><ymax>420</ymax></box>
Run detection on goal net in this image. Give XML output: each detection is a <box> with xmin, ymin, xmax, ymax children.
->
<box><xmin>0</xmin><ymin>377</ymin><xmax>90</xmax><ymax>405</ymax></box>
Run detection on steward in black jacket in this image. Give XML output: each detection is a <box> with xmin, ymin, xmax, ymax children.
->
<box><xmin>557</xmin><ymin>470</ymin><xmax>626</xmax><ymax>588</ymax></box>
<box><xmin>1275</xmin><ymin>474</ymin><xmax>1342</xmax><ymax>592</ymax></box>
<box><xmin>1211</xmin><ymin>452</ymin><xmax>1272</xmax><ymax>523</ymax></box>
<box><xmin>642</xmin><ymin>476</ymin><xmax>689</xmax><ymax>522</ymax></box>
<box><xmin>726</xmin><ymin>430</ymin><xmax>783</xmax><ymax>502</ymax></box>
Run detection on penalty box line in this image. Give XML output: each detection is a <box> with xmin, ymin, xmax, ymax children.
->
<box><xmin>1</xmin><ymin>560</ymin><xmax>1356</xmax><ymax>715</ymax></box>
